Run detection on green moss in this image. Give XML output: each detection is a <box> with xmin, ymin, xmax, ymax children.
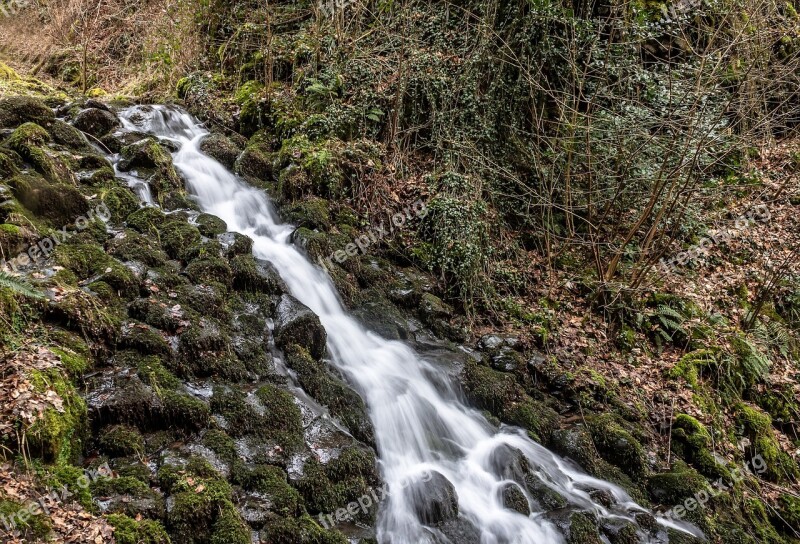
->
<box><xmin>55</xmin><ymin>241</ymin><xmax>139</xmax><ymax>299</ymax></box>
<box><xmin>99</xmin><ymin>425</ymin><xmax>145</xmax><ymax>457</ymax></box>
<box><xmin>107</xmin><ymin>513</ymin><xmax>171</xmax><ymax>544</ymax></box>
<box><xmin>159</xmin><ymin>219</ymin><xmax>202</xmax><ymax>261</ymax></box>
<box><xmin>45</xmin><ymin>463</ymin><xmax>95</xmax><ymax>510</ymax></box>
<box><xmin>101</xmin><ymin>186</ymin><xmax>140</xmax><ymax>223</ymax></box>
<box><xmin>775</xmin><ymin>494</ymin><xmax>800</xmax><ymax>535</ymax></box>
<box><xmin>185</xmin><ymin>257</ymin><xmax>233</xmax><ymax>287</ymax></box>
<box><xmin>160</xmin><ymin>390</ymin><xmax>211</xmax><ymax>432</ymax></box>
<box><xmin>122</xmin><ymin>322</ymin><xmax>171</xmax><ymax>356</ymax></box>
<box><xmin>283</xmin><ymin>196</ymin><xmax>331</xmax><ymax>230</ymax></box>
<box><xmin>670</xmin><ymin>415</ymin><xmax>729</xmax><ymax>480</ymax></box>
<box><xmin>27</xmin><ymin>367</ymin><xmax>87</xmax><ymax>462</ymax></box>
<box><xmin>107</xmin><ymin>229</ymin><xmax>169</xmax><ymax>267</ymax></box>
<box><xmin>261</xmin><ymin>513</ymin><xmax>348</xmax><ymax>544</ymax></box>
<box><xmin>126</xmin><ymin>206</ymin><xmax>167</xmax><ymax>236</ymax></box>
<box><xmin>283</xmin><ymin>345</ymin><xmax>374</xmax><ymax>445</ymax></box>
<box><xmin>587</xmin><ymin>415</ymin><xmax>647</xmax><ymax>480</ymax></box>
<box><xmin>735</xmin><ymin>404</ymin><xmax>799</xmax><ymax>482</ymax></box>
<box><xmin>647</xmin><ymin>461</ymin><xmax>708</xmax><ymax>505</ymax></box>
<box><xmin>0</xmin><ymin>498</ymin><xmax>51</xmax><ymax>539</ymax></box>
<box><xmin>242</xmin><ymin>465</ymin><xmax>302</xmax><ymax>516</ymax></box>
<box><xmin>7</xmin><ymin>173</ymin><xmax>90</xmax><ymax>226</ymax></box>
<box><xmin>51</xmin><ymin>346</ymin><xmax>90</xmax><ymax>376</ymax></box>
<box><xmin>566</xmin><ymin>512</ymin><xmax>602</xmax><ymax>544</ymax></box>
<box><xmin>135</xmin><ymin>354</ymin><xmax>181</xmax><ymax>391</ymax></box>
<box><xmin>195</xmin><ymin>213</ymin><xmax>227</xmax><ymax>236</ymax></box>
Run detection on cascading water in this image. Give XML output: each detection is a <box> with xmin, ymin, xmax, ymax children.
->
<box><xmin>117</xmin><ymin>105</ymin><xmax>701</xmax><ymax>544</ymax></box>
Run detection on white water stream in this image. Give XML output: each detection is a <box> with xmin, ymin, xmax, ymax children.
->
<box><xmin>118</xmin><ymin>105</ymin><xmax>701</xmax><ymax>544</ymax></box>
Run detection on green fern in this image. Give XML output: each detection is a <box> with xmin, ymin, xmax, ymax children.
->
<box><xmin>0</xmin><ymin>271</ymin><xmax>45</xmax><ymax>299</ymax></box>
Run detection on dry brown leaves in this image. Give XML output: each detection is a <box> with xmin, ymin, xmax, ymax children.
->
<box><xmin>0</xmin><ymin>346</ymin><xmax>65</xmax><ymax>444</ymax></box>
<box><xmin>0</xmin><ymin>463</ymin><xmax>115</xmax><ymax>543</ymax></box>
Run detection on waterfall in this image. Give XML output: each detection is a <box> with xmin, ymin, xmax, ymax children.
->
<box><xmin>118</xmin><ymin>105</ymin><xmax>701</xmax><ymax>544</ymax></box>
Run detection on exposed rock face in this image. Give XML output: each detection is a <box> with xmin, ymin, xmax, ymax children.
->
<box><xmin>199</xmin><ymin>133</ymin><xmax>241</xmax><ymax>169</ymax></box>
<box><xmin>273</xmin><ymin>293</ymin><xmax>327</xmax><ymax>360</ymax></box>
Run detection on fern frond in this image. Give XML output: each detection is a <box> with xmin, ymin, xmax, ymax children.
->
<box><xmin>0</xmin><ymin>271</ymin><xmax>45</xmax><ymax>299</ymax></box>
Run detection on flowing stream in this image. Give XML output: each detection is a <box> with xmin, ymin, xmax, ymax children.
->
<box><xmin>117</xmin><ymin>105</ymin><xmax>700</xmax><ymax>544</ymax></box>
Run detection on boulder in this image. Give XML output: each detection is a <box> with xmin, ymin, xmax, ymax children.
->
<box><xmin>199</xmin><ymin>133</ymin><xmax>241</xmax><ymax>170</ymax></box>
<box><xmin>405</xmin><ymin>471</ymin><xmax>459</xmax><ymax>525</ymax></box>
<box><xmin>73</xmin><ymin>107</ymin><xmax>120</xmax><ymax>138</ymax></box>
<box><xmin>231</xmin><ymin>255</ymin><xmax>287</xmax><ymax>295</ymax></box>
<box><xmin>0</xmin><ymin>96</ymin><xmax>54</xmax><ymax>129</ymax></box>
<box><xmin>501</xmin><ymin>483</ymin><xmax>530</xmax><ymax>516</ymax></box>
<box><xmin>273</xmin><ymin>294</ymin><xmax>326</xmax><ymax>360</ymax></box>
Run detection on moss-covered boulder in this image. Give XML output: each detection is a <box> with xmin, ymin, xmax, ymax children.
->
<box><xmin>234</xmin><ymin>144</ymin><xmax>274</xmax><ymax>186</ymax></box>
<box><xmin>49</xmin><ymin>119</ymin><xmax>92</xmax><ymax>151</ymax></box>
<box><xmin>461</xmin><ymin>360</ymin><xmax>559</xmax><ymax>443</ymax></box>
<box><xmin>200</xmin><ymin>133</ymin><xmax>241</xmax><ymax>170</ymax></box>
<box><xmin>283</xmin><ymin>196</ymin><xmax>331</xmax><ymax>230</ymax></box>
<box><xmin>273</xmin><ymin>294</ymin><xmax>327</xmax><ymax>360</ymax></box>
<box><xmin>159</xmin><ymin>219</ymin><xmax>202</xmax><ymax>261</ymax></box>
<box><xmin>107</xmin><ymin>514</ymin><xmax>170</xmax><ymax>544</ymax></box>
<box><xmin>98</xmin><ymin>424</ymin><xmax>146</xmax><ymax>457</ymax></box>
<box><xmin>284</xmin><ymin>344</ymin><xmax>375</xmax><ymax>446</ymax></box>
<box><xmin>7</xmin><ymin>173</ymin><xmax>89</xmax><ymax>226</ymax></box>
<box><xmin>186</xmin><ymin>257</ymin><xmax>233</xmax><ymax>287</ymax></box>
<box><xmin>107</xmin><ymin>229</ymin><xmax>169</xmax><ymax>267</ymax></box>
<box><xmin>73</xmin><ymin>107</ymin><xmax>120</xmax><ymax>138</ymax></box>
<box><xmin>101</xmin><ymin>186</ymin><xmax>141</xmax><ymax>223</ymax></box>
<box><xmin>118</xmin><ymin>138</ymin><xmax>183</xmax><ymax>204</ymax></box>
<box><xmin>587</xmin><ymin>414</ymin><xmax>648</xmax><ymax>480</ymax></box>
<box><xmin>195</xmin><ymin>213</ymin><xmax>227</xmax><ymax>237</ymax></box>
<box><xmin>218</xmin><ymin>231</ymin><xmax>253</xmax><ymax>257</ymax></box>
<box><xmin>230</xmin><ymin>254</ymin><xmax>287</xmax><ymax>294</ymax></box>
<box><xmin>735</xmin><ymin>403</ymin><xmax>799</xmax><ymax>482</ymax></box>
<box><xmin>126</xmin><ymin>206</ymin><xmax>167</xmax><ymax>236</ymax></box>
<box><xmin>0</xmin><ymin>95</ymin><xmax>54</xmax><ymax>129</ymax></box>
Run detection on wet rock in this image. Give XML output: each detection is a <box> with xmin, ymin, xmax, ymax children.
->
<box><xmin>199</xmin><ymin>133</ymin><xmax>241</xmax><ymax>170</ymax></box>
<box><xmin>7</xmin><ymin>173</ymin><xmax>89</xmax><ymax>226</ymax></box>
<box><xmin>231</xmin><ymin>254</ymin><xmax>287</xmax><ymax>295</ymax></box>
<box><xmin>489</xmin><ymin>346</ymin><xmax>522</xmax><ymax>372</ymax></box>
<box><xmin>73</xmin><ymin>107</ymin><xmax>120</xmax><ymax>138</ymax></box>
<box><xmin>544</xmin><ymin>509</ymin><xmax>603</xmax><ymax>544</ymax></box>
<box><xmin>435</xmin><ymin>518</ymin><xmax>482</xmax><ymax>544</ymax></box>
<box><xmin>0</xmin><ymin>96</ymin><xmax>54</xmax><ymax>129</ymax></box>
<box><xmin>283</xmin><ymin>344</ymin><xmax>375</xmax><ymax>446</ymax></box>
<box><xmin>524</xmin><ymin>474</ymin><xmax>568</xmax><ymax>511</ymax></box>
<box><xmin>273</xmin><ymin>294</ymin><xmax>327</xmax><ymax>360</ymax></box>
<box><xmin>600</xmin><ymin>519</ymin><xmax>641</xmax><ymax>544</ymax></box>
<box><xmin>550</xmin><ymin>425</ymin><xmax>600</xmax><ymax>473</ymax></box>
<box><xmin>48</xmin><ymin>119</ymin><xmax>92</xmax><ymax>151</ymax></box>
<box><xmin>485</xmin><ymin>444</ymin><xmax>531</xmax><ymax>482</ymax></box>
<box><xmin>353</xmin><ymin>290</ymin><xmax>410</xmax><ymax>340</ymax></box>
<box><xmin>118</xmin><ymin>138</ymin><xmax>183</xmax><ymax>204</ymax></box>
<box><xmin>101</xmin><ymin>129</ymin><xmax>148</xmax><ymax>153</ymax></box>
<box><xmin>218</xmin><ymin>231</ymin><xmax>253</xmax><ymax>257</ymax></box>
<box><xmin>478</xmin><ymin>335</ymin><xmax>504</xmax><ymax>351</ymax></box>
<box><xmin>405</xmin><ymin>471</ymin><xmax>459</xmax><ymax>525</ymax></box>
<box><xmin>235</xmin><ymin>144</ymin><xmax>274</xmax><ymax>185</ymax></box>
<box><xmin>500</xmin><ymin>483</ymin><xmax>530</xmax><ymax>515</ymax></box>
<box><xmin>194</xmin><ymin>213</ymin><xmax>227</xmax><ymax>237</ymax></box>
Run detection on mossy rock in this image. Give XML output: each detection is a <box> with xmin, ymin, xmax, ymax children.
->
<box><xmin>773</xmin><ymin>493</ymin><xmax>800</xmax><ymax>535</ymax></box>
<box><xmin>260</xmin><ymin>514</ymin><xmax>348</xmax><ymax>544</ymax></box>
<box><xmin>218</xmin><ymin>232</ymin><xmax>253</xmax><ymax>258</ymax></box>
<box><xmin>100</xmin><ymin>186</ymin><xmax>141</xmax><ymax>223</ymax></box>
<box><xmin>0</xmin><ymin>95</ymin><xmax>55</xmax><ymax>129</ymax></box>
<box><xmin>671</xmin><ymin>414</ymin><xmax>729</xmax><ymax>479</ymax></box>
<box><xmin>48</xmin><ymin>119</ymin><xmax>92</xmax><ymax>151</ymax></box>
<box><xmin>118</xmin><ymin>138</ymin><xmax>183</xmax><ymax>204</ymax></box>
<box><xmin>159</xmin><ymin>219</ymin><xmax>202</xmax><ymax>262</ymax></box>
<box><xmin>126</xmin><ymin>206</ymin><xmax>167</xmax><ymax>236</ymax></box>
<box><xmin>26</xmin><ymin>366</ymin><xmax>88</xmax><ymax>462</ymax></box>
<box><xmin>86</xmin><ymin>166</ymin><xmax>116</xmax><ymax>187</ymax></box>
<box><xmin>165</xmin><ymin>466</ymin><xmax>248</xmax><ymax>544</ymax></box>
<box><xmin>107</xmin><ymin>229</ymin><xmax>169</xmax><ymax>267</ymax></box>
<box><xmin>647</xmin><ymin>461</ymin><xmax>707</xmax><ymax>505</ymax></box>
<box><xmin>7</xmin><ymin>173</ymin><xmax>89</xmax><ymax>226</ymax></box>
<box><xmin>99</xmin><ymin>424</ymin><xmax>145</xmax><ymax>457</ymax></box>
<box><xmin>274</xmin><ymin>294</ymin><xmax>327</xmax><ymax>360</ymax></box>
<box><xmin>55</xmin><ymin>241</ymin><xmax>140</xmax><ymax>299</ymax></box>
<box><xmin>587</xmin><ymin>414</ymin><xmax>647</xmax><ymax>480</ymax></box>
<box><xmin>230</xmin><ymin>254</ymin><xmax>287</xmax><ymax>294</ymax></box>
<box><xmin>284</xmin><ymin>344</ymin><xmax>375</xmax><ymax>446</ymax></box>
<box><xmin>128</xmin><ymin>298</ymin><xmax>187</xmax><ymax>333</ymax></box>
<box><xmin>241</xmin><ymin>464</ymin><xmax>302</xmax><ymax>516</ymax></box>
<box><xmin>107</xmin><ymin>514</ymin><xmax>171</xmax><ymax>544</ymax></box>
<box><xmin>234</xmin><ymin>144</ymin><xmax>274</xmax><ymax>186</ymax></box>
<box><xmin>185</xmin><ymin>257</ymin><xmax>233</xmax><ymax>287</ymax></box>
<box><xmin>6</xmin><ymin>122</ymin><xmax>74</xmax><ymax>184</ymax></box>
<box><xmin>73</xmin><ymin>107</ymin><xmax>120</xmax><ymax>138</ymax></box>
<box><xmin>283</xmin><ymin>196</ymin><xmax>331</xmax><ymax>230</ymax></box>
<box><xmin>121</xmin><ymin>321</ymin><xmax>172</xmax><ymax>357</ymax></box>
<box><xmin>195</xmin><ymin>213</ymin><xmax>227</xmax><ymax>237</ymax></box>
<box><xmin>461</xmin><ymin>360</ymin><xmax>559</xmax><ymax>443</ymax></box>
<box><xmin>735</xmin><ymin>404</ymin><xmax>799</xmax><ymax>482</ymax></box>
<box><xmin>199</xmin><ymin>133</ymin><xmax>241</xmax><ymax>170</ymax></box>
<box><xmin>0</xmin><ymin>498</ymin><xmax>51</xmax><ymax>540</ymax></box>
